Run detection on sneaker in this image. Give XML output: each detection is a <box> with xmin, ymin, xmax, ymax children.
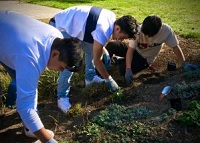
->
<box><xmin>24</xmin><ymin>127</ymin><xmax>54</xmax><ymax>138</ymax></box>
<box><xmin>57</xmin><ymin>96</ymin><xmax>71</xmax><ymax>113</ymax></box>
<box><xmin>85</xmin><ymin>75</ymin><xmax>106</xmax><ymax>86</ymax></box>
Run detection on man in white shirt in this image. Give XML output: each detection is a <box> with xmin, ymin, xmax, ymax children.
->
<box><xmin>49</xmin><ymin>6</ymin><xmax>139</xmax><ymax>113</ymax></box>
<box><xmin>0</xmin><ymin>10</ymin><xmax>83</xmax><ymax>143</ymax></box>
<box><xmin>105</xmin><ymin>15</ymin><xmax>199</xmax><ymax>84</ymax></box>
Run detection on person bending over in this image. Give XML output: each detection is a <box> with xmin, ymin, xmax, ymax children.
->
<box><xmin>0</xmin><ymin>10</ymin><xmax>83</xmax><ymax>143</ymax></box>
<box><xmin>49</xmin><ymin>5</ymin><xmax>139</xmax><ymax>113</ymax></box>
<box><xmin>105</xmin><ymin>15</ymin><xmax>199</xmax><ymax>84</ymax></box>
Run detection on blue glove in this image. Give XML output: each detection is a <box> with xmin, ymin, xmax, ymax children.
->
<box><xmin>102</xmin><ymin>53</ymin><xmax>111</xmax><ymax>69</ymax></box>
<box><xmin>106</xmin><ymin>76</ymin><xmax>119</xmax><ymax>92</ymax></box>
<box><xmin>125</xmin><ymin>68</ymin><xmax>133</xmax><ymax>84</ymax></box>
<box><xmin>182</xmin><ymin>61</ymin><xmax>199</xmax><ymax>71</ymax></box>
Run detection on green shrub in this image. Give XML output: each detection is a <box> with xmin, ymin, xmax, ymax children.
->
<box><xmin>173</xmin><ymin>81</ymin><xmax>200</xmax><ymax>99</ymax></box>
<box><xmin>183</xmin><ymin>70</ymin><xmax>200</xmax><ymax>79</ymax></box>
<box><xmin>38</xmin><ymin>69</ymin><xmax>58</xmax><ymax>99</ymax></box>
<box><xmin>78</xmin><ymin>104</ymin><xmax>157</xmax><ymax>142</ymax></box>
<box><xmin>177</xmin><ymin>100</ymin><xmax>200</xmax><ymax>126</ymax></box>
<box><xmin>92</xmin><ymin>104</ymin><xmax>152</xmax><ymax>128</ymax></box>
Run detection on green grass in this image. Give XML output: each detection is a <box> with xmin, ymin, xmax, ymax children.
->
<box><xmin>23</xmin><ymin>0</ymin><xmax>200</xmax><ymax>41</ymax></box>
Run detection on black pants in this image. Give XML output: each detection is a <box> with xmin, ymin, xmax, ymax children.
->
<box><xmin>105</xmin><ymin>41</ymin><xmax>149</xmax><ymax>75</ymax></box>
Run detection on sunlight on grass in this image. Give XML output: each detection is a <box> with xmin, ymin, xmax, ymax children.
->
<box><xmin>23</xmin><ymin>0</ymin><xmax>200</xmax><ymax>41</ymax></box>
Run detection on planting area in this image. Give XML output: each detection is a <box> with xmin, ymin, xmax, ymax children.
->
<box><xmin>0</xmin><ymin>36</ymin><xmax>200</xmax><ymax>143</ymax></box>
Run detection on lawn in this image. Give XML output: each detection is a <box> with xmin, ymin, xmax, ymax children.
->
<box><xmin>23</xmin><ymin>0</ymin><xmax>200</xmax><ymax>41</ymax></box>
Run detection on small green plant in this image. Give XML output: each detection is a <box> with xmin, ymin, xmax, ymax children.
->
<box><xmin>160</xmin><ymin>108</ymin><xmax>177</xmax><ymax>121</ymax></box>
<box><xmin>183</xmin><ymin>70</ymin><xmax>200</xmax><ymax>79</ymax></box>
<box><xmin>38</xmin><ymin>69</ymin><xmax>58</xmax><ymax>99</ymax></box>
<box><xmin>0</xmin><ymin>68</ymin><xmax>11</xmax><ymax>108</ymax></box>
<box><xmin>177</xmin><ymin>100</ymin><xmax>200</xmax><ymax>126</ymax></box>
<box><xmin>81</xmin><ymin>122</ymin><xmax>103</xmax><ymax>137</ymax></box>
<box><xmin>110</xmin><ymin>88</ymin><xmax>124</xmax><ymax>103</ymax></box>
<box><xmin>67</xmin><ymin>103</ymin><xmax>83</xmax><ymax>117</ymax></box>
<box><xmin>78</xmin><ymin>104</ymin><xmax>157</xmax><ymax>142</ymax></box>
<box><xmin>0</xmin><ymin>69</ymin><xmax>11</xmax><ymax>96</ymax></box>
<box><xmin>173</xmin><ymin>81</ymin><xmax>200</xmax><ymax>99</ymax></box>
<box><xmin>92</xmin><ymin>104</ymin><xmax>153</xmax><ymax>128</ymax></box>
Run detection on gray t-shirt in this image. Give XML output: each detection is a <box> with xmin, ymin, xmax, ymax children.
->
<box><xmin>129</xmin><ymin>23</ymin><xmax>179</xmax><ymax>64</ymax></box>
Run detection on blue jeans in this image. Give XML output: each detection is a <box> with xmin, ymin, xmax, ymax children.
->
<box><xmin>49</xmin><ymin>21</ymin><xmax>96</xmax><ymax>97</ymax></box>
<box><xmin>57</xmin><ymin>38</ymin><xmax>96</xmax><ymax>97</ymax></box>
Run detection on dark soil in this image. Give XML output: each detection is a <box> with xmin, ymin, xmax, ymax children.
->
<box><xmin>0</xmin><ymin>36</ymin><xmax>200</xmax><ymax>143</ymax></box>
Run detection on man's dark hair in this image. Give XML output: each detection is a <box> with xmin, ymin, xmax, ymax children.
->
<box><xmin>114</xmin><ymin>15</ymin><xmax>139</xmax><ymax>39</ymax></box>
<box><xmin>141</xmin><ymin>15</ymin><xmax>162</xmax><ymax>37</ymax></box>
<box><xmin>52</xmin><ymin>37</ymin><xmax>83</xmax><ymax>72</ymax></box>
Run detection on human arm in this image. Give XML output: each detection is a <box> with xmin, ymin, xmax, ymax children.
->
<box><xmin>34</xmin><ymin>128</ymin><xmax>56</xmax><ymax>143</ymax></box>
<box><xmin>15</xmin><ymin>57</ymin><xmax>56</xmax><ymax>143</ymax></box>
<box><xmin>172</xmin><ymin>45</ymin><xmax>185</xmax><ymax>63</ymax></box>
<box><xmin>125</xmin><ymin>47</ymin><xmax>134</xmax><ymax>84</ymax></box>
<box><xmin>125</xmin><ymin>40</ymin><xmax>137</xmax><ymax>84</ymax></box>
<box><xmin>173</xmin><ymin>45</ymin><xmax>199</xmax><ymax>70</ymax></box>
<box><xmin>93</xmin><ymin>40</ymin><xmax>119</xmax><ymax>91</ymax></box>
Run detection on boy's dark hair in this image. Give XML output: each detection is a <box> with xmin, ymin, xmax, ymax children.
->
<box><xmin>114</xmin><ymin>15</ymin><xmax>139</xmax><ymax>39</ymax></box>
<box><xmin>141</xmin><ymin>15</ymin><xmax>162</xmax><ymax>37</ymax></box>
<box><xmin>52</xmin><ymin>37</ymin><xmax>83</xmax><ymax>72</ymax></box>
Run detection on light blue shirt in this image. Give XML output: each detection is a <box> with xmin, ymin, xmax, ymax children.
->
<box><xmin>0</xmin><ymin>10</ymin><xmax>63</xmax><ymax>132</ymax></box>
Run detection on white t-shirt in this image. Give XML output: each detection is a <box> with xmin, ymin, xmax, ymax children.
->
<box><xmin>54</xmin><ymin>6</ymin><xmax>116</xmax><ymax>46</ymax></box>
<box><xmin>0</xmin><ymin>10</ymin><xmax>63</xmax><ymax>132</ymax></box>
<box><xmin>129</xmin><ymin>23</ymin><xmax>179</xmax><ymax>64</ymax></box>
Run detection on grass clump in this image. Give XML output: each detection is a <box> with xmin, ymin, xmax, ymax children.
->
<box><xmin>38</xmin><ymin>69</ymin><xmax>58</xmax><ymax>100</ymax></box>
<box><xmin>67</xmin><ymin>103</ymin><xmax>83</xmax><ymax>117</ymax></box>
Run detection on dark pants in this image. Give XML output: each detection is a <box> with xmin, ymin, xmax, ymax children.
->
<box><xmin>105</xmin><ymin>41</ymin><xmax>149</xmax><ymax>75</ymax></box>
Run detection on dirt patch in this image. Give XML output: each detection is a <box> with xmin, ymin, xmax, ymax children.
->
<box><xmin>0</xmin><ymin>36</ymin><xmax>200</xmax><ymax>143</ymax></box>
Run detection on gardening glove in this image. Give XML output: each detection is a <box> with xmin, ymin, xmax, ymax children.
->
<box><xmin>102</xmin><ymin>52</ymin><xmax>111</xmax><ymax>69</ymax></box>
<box><xmin>106</xmin><ymin>75</ymin><xmax>119</xmax><ymax>92</ymax></box>
<box><xmin>125</xmin><ymin>68</ymin><xmax>133</xmax><ymax>84</ymax></box>
<box><xmin>182</xmin><ymin>61</ymin><xmax>199</xmax><ymax>71</ymax></box>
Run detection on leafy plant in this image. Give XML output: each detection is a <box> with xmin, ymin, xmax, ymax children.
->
<box><xmin>177</xmin><ymin>100</ymin><xmax>200</xmax><ymax>126</ymax></box>
<box><xmin>159</xmin><ymin>108</ymin><xmax>177</xmax><ymax>121</ymax></box>
<box><xmin>67</xmin><ymin>103</ymin><xmax>83</xmax><ymax>117</ymax></box>
<box><xmin>78</xmin><ymin>104</ymin><xmax>157</xmax><ymax>142</ymax></box>
<box><xmin>110</xmin><ymin>88</ymin><xmax>124</xmax><ymax>103</ymax></box>
<box><xmin>173</xmin><ymin>81</ymin><xmax>200</xmax><ymax>99</ymax></box>
<box><xmin>0</xmin><ymin>67</ymin><xmax>11</xmax><ymax>96</ymax></box>
<box><xmin>183</xmin><ymin>69</ymin><xmax>200</xmax><ymax>79</ymax></box>
<box><xmin>81</xmin><ymin>122</ymin><xmax>103</xmax><ymax>137</ymax></box>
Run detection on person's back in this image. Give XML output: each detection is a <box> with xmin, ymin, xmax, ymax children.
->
<box><xmin>54</xmin><ymin>5</ymin><xmax>116</xmax><ymax>45</ymax></box>
<box><xmin>0</xmin><ymin>10</ymin><xmax>62</xmax><ymax>73</ymax></box>
<box><xmin>105</xmin><ymin>14</ymin><xmax>199</xmax><ymax>84</ymax></box>
<box><xmin>49</xmin><ymin>6</ymin><xmax>139</xmax><ymax>113</ymax></box>
<box><xmin>0</xmin><ymin>10</ymin><xmax>84</xmax><ymax>142</ymax></box>
<box><xmin>136</xmin><ymin>23</ymin><xmax>179</xmax><ymax>64</ymax></box>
